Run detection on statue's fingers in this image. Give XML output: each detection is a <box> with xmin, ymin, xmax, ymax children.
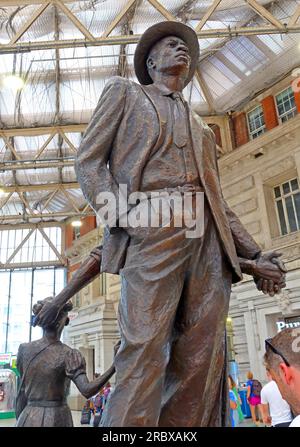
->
<box><xmin>262</xmin><ymin>279</ymin><xmax>269</xmax><ymax>294</ymax></box>
<box><xmin>271</xmin><ymin>257</ymin><xmax>287</xmax><ymax>273</ymax></box>
<box><xmin>267</xmin><ymin>280</ymin><xmax>275</xmax><ymax>297</ymax></box>
<box><xmin>256</xmin><ymin>278</ymin><xmax>263</xmax><ymax>291</ymax></box>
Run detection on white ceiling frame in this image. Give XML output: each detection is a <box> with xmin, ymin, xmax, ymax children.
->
<box><xmin>1</xmin><ymin>135</ymin><xmax>22</xmax><ymax>161</ymax></box>
<box><xmin>288</xmin><ymin>4</ymin><xmax>300</xmax><ymax>26</ymax></box>
<box><xmin>33</xmin><ymin>131</ymin><xmax>57</xmax><ymax>160</ymax></box>
<box><xmin>40</xmin><ymin>188</ymin><xmax>60</xmax><ymax>213</ymax></box>
<box><xmin>195</xmin><ymin>68</ymin><xmax>215</xmax><ymax>114</ymax></box>
<box><xmin>38</xmin><ymin>226</ymin><xmax>66</xmax><ymax>264</ymax></box>
<box><xmin>245</xmin><ymin>0</ymin><xmax>285</xmax><ymax>29</ymax></box>
<box><xmin>146</xmin><ymin>0</ymin><xmax>178</xmax><ymax>21</ymax></box>
<box><xmin>195</xmin><ymin>0</ymin><xmax>223</xmax><ymax>32</ymax></box>
<box><xmin>9</xmin><ymin>2</ymin><xmax>51</xmax><ymax>45</ymax></box>
<box><xmin>59</xmin><ymin>130</ymin><xmax>77</xmax><ymax>153</ymax></box>
<box><xmin>54</xmin><ymin>0</ymin><xmax>95</xmax><ymax>41</ymax></box>
<box><xmin>5</xmin><ymin>227</ymin><xmax>35</xmax><ymax>263</ymax></box>
<box><xmin>60</xmin><ymin>187</ymin><xmax>80</xmax><ymax>213</ymax></box>
<box><xmin>102</xmin><ymin>0</ymin><xmax>138</xmax><ymax>38</ymax></box>
<box><xmin>0</xmin><ymin>192</ymin><xmax>14</xmax><ymax>211</ymax></box>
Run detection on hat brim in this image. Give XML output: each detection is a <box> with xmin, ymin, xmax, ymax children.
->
<box><xmin>134</xmin><ymin>21</ymin><xmax>199</xmax><ymax>88</ymax></box>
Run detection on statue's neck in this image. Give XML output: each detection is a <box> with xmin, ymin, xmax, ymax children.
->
<box><xmin>42</xmin><ymin>329</ymin><xmax>61</xmax><ymax>343</ymax></box>
<box><xmin>152</xmin><ymin>72</ymin><xmax>185</xmax><ymax>93</ymax></box>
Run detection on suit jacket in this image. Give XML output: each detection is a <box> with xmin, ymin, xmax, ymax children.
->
<box><xmin>76</xmin><ymin>77</ymin><xmax>261</xmax><ymax>283</ymax></box>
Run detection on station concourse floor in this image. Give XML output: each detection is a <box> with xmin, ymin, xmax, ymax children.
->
<box><xmin>0</xmin><ymin>413</ymin><xmax>258</xmax><ymax>428</ymax></box>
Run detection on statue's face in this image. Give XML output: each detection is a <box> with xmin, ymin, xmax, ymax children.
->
<box><xmin>147</xmin><ymin>35</ymin><xmax>191</xmax><ymax>80</ymax></box>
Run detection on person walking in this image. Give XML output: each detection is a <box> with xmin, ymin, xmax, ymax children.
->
<box><xmin>260</xmin><ymin>370</ymin><xmax>292</xmax><ymax>427</ymax></box>
<box><xmin>246</xmin><ymin>371</ymin><xmax>263</xmax><ymax>426</ymax></box>
<box><xmin>228</xmin><ymin>375</ymin><xmax>244</xmax><ymax>425</ymax></box>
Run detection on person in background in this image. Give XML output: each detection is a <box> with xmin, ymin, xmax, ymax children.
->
<box><xmin>228</xmin><ymin>375</ymin><xmax>244</xmax><ymax>425</ymax></box>
<box><xmin>228</xmin><ymin>377</ymin><xmax>238</xmax><ymax>427</ymax></box>
<box><xmin>246</xmin><ymin>371</ymin><xmax>263</xmax><ymax>426</ymax></box>
<box><xmin>260</xmin><ymin>369</ymin><xmax>292</xmax><ymax>427</ymax></box>
<box><xmin>264</xmin><ymin>328</ymin><xmax>300</xmax><ymax>427</ymax></box>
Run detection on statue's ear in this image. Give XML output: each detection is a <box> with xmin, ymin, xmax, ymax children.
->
<box><xmin>65</xmin><ymin>317</ymin><xmax>70</xmax><ymax>326</ymax></box>
<box><xmin>146</xmin><ymin>56</ymin><xmax>156</xmax><ymax>70</ymax></box>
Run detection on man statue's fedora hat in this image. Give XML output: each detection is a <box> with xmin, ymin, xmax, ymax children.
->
<box><xmin>134</xmin><ymin>21</ymin><xmax>200</xmax><ymax>87</ymax></box>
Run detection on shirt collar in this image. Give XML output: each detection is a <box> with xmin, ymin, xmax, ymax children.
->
<box><xmin>146</xmin><ymin>83</ymin><xmax>184</xmax><ymax>99</ymax></box>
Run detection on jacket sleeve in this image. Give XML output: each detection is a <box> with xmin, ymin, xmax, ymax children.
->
<box><xmin>75</xmin><ymin>77</ymin><xmax>128</xmax><ymax>230</ymax></box>
<box><xmin>205</xmin><ymin>124</ymin><xmax>261</xmax><ymax>260</ymax></box>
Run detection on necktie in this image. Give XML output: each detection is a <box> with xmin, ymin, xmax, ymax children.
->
<box><xmin>171</xmin><ymin>92</ymin><xmax>188</xmax><ymax>148</ymax></box>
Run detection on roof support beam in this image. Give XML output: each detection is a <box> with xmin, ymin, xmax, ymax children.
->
<box><xmin>0</xmin><ymin>125</ymin><xmax>86</xmax><ymax>137</ymax></box>
<box><xmin>102</xmin><ymin>0</ymin><xmax>138</xmax><ymax>38</ymax></box>
<box><xmin>1</xmin><ymin>25</ymin><xmax>299</xmax><ymax>53</ymax></box>
<box><xmin>6</xmin><ymin>228</ymin><xmax>35</xmax><ymax>263</ymax></box>
<box><xmin>0</xmin><ymin>211</ymin><xmax>94</xmax><ymax>221</ymax></box>
<box><xmin>9</xmin><ymin>2</ymin><xmax>51</xmax><ymax>45</ymax></box>
<box><xmin>146</xmin><ymin>0</ymin><xmax>177</xmax><ymax>21</ymax></box>
<box><xmin>38</xmin><ymin>227</ymin><xmax>66</xmax><ymax>264</ymax></box>
<box><xmin>54</xmin><ymin>0</ymin><xmax>95</xmax><ymax>41</ymax></box>
<box><xmin>195</xmin><ymin>68</ymin><xmax>215</xmax><ymax>114</ymax></box>
<box><xmin>288</xmin><ymin>4</ymin><xmax>300</xmax><ymax>26</ymax></box>
<box><xmin>2</xmin><ymin>182</ymin><xmax>80</xmax><ymax>192</ymax></box>
<box><xmin>245</xmin><ymin>0</ymin><xmax>285</xmax><ymax>29</ymax></box>
<box><xmin>195</xmin><ymin>0</ymin><xmax>222</xmax><ymax>32</ymax></box>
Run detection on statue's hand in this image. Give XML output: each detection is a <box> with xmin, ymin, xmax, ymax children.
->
<box><xmin>32</xmin><ymin>298</ymin><xmax>62</xmax><ymax>327</ymax></box>
<box><xmin>65</xmin><ymin>349</ymin><xmax>86</xmax><ymax>378</ymax></box>
<box><xmin>253</xmin><ymin>251</ymin><xmax>287</xmax><ymax>296</ymax></box>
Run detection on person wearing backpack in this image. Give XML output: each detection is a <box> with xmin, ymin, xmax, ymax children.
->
<box><xmin>246</xmin><ymin>371</ymin><xmax>263</xmax><ymax>426</ymax></box>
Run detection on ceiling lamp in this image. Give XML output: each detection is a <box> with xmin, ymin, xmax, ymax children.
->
<box><xmin>71</xmin><ymin>220</ymin><xmax>82</xmax><ymax>227</ymax></box>
<box><xmin>2</xmin><ymin>75</ymin><xmax>25</xmax><ymax>91</ymax></box>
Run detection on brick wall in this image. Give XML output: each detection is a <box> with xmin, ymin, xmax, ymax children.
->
<box><xmin>262</xmin><ymin>95</ymin><xmax>278</xmax><ymax>130</ymax></box>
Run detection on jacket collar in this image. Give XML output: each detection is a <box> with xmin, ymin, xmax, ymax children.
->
<box><xmin>143</xmin><ymin>82</ymin><xmax>184</xmax><ymax>100</ymax></box>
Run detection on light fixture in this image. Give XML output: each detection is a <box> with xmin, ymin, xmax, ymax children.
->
<box><xmin>2</xmin><ymin>75</ymin><xmax>25</xmax><ymax>91</ymax></box>
<box><xmin>71</xmin><ymin>220</ymin><xmax>82</xmax><ymax>227</ymax></box>
<box><xmin>226</xmin><ymin>317</ymin><xmax>232</xmax><ymax>323</ymax></box>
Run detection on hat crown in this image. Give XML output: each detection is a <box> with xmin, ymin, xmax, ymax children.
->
<box><xmin>134</xmin><ymin>21</ymin><xmax>199</xmax><ymax>87</ymax></box>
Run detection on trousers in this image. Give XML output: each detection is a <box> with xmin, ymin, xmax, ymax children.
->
<box><xmin>101</xmin><ymin>198</ymin><xmax>232</xmax><ymax>427</ymax></box>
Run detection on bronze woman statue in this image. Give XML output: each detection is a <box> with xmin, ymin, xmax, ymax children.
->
<box><xmin>16</xmin><ymin>297</ymin><xmax>117</xmax><ymax>427</ymax></box>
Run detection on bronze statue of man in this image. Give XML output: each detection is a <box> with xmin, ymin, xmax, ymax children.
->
<box><xmin>34</xmin><ymin>22</ymin><xmax>286</xmax><ymax>427</ymax></box>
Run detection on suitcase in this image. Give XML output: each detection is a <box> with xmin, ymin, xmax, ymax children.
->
<box><xmin>93</xmin><ymin>414</ymin><xmax>102</xmax><ymax>427</ymax></box>
<box><xmin>80</xmin><ymin>409</ymin><xmax>91</xmax><ymax>425</ymax></box>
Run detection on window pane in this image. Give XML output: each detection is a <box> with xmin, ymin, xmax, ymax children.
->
<box><xmin>0</xmin><ymin>271</ymin><xmax>10</xmax><ymax>352</ymax></box>
<box><xmin>286</xmin><ymin>196</ymin><xmax>297</xmax><ymax>232</ymax></box>
<box><xmin>291</xmin><ymin>179</ymin><xmax>299</xmax><ymax>191</ymax></box>
<box><xmin>55</xmin><ymin>268</ymin><xmax>65</xmax><ymax>295</ymax></box>
<box><xmin>283</xmin><ymin>182</ymin><xmax>290</xmax><ymax>194</ymax></box>
<box><xmin>274</xmin><ymin>186</ymin><xmax>281</xmax><ymax>198</ymax></box>
<box><xmin>6</xmin><ymin>271</ymin><xmax>32</xmax><ymax>355</ymax></box>
<box><xmin>294</xmin><ymin>192</ymin><xmax>300</xmax><ymax>228</ymax></box>
<box><xmin>276</xmin><ymin>87</ymin><xmax>297</xmax><ymax>122</ymax></box>
<box><xmin>277</xmin><ymin>200</ymin><xmax>287</xmax><ymax>235</ymax></box>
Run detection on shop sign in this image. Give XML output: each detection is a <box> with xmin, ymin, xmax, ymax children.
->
<box><xmin>68</xmin><ymin>312</ymin><xmax>78</xmax><ymax>321</ymax></box>
<box><xmin>277</xmin><ymin>320</ymin><xmax>300</xmax><ymax>332</ymax></box>
<box><xmin>0</xmin><ymin>353</ymin><xmax>11</xmax><ymax>366</ymax></box>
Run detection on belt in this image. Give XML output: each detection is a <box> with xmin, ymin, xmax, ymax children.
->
<box><xmin>143</xmin><ymin>184</ymin><xmax>204</xmax><ymax>197</ymax></box>
<box><xmin>28</xmin><ymin>400</ymin><xmax>66</xmax><ymax>408</ymax></box>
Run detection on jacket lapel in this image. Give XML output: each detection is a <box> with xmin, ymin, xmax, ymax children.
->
<box><xmin>188</xmin><ymin>109</ymin><xmax>205</xmax><ymax>184</ymax></box>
